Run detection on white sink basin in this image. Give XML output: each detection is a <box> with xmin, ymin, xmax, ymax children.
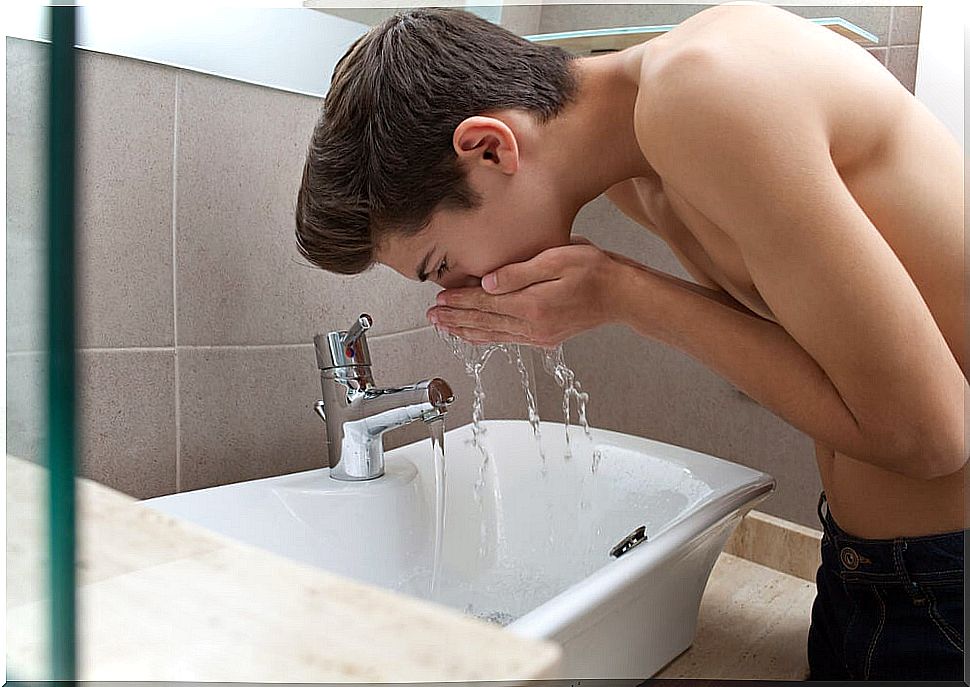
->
<box><xmin>144</xmin><ymin>419</ymin><xmax>774</xmax><ymax>679</ymax></box>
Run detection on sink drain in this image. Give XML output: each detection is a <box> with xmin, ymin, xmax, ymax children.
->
<box><xmin>610</xmin><ymin>525</ymin><xmax>648</xmax><ymax>558</ymax></box>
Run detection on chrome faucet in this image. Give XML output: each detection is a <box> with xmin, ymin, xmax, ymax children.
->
<box><xmin>312</xmin><ymin>314</ymin><xmax>455</xmax><ymax>481</ymax></box>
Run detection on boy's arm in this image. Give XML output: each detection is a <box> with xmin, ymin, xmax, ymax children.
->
<box><xmin>612</xmin><ymin>262</ymin><xmax>926</xmax><ymax>474</ymax></box>
<box><xmin>632</xmin><ymin>52</ymin><xmax>967</xmax><ymax>479</ymax></box>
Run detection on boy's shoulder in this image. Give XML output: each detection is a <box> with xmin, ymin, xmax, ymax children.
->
<box><xmin>632</xmin><ymin>2</ymin><xmax>903</xmax><ymax>173</ymax></box>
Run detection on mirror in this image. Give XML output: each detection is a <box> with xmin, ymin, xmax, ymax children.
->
<box><xmin>6</xmin><ymin>4</ymin><xmax>885</xmax><ymax>97</ymax></box>
<box><xmin>6</xmin><ymin>5</ymin><xmax>369</xmax><ymax>97</ymax></box>
<box><xmin>4</xmin><ymin>4</ymin><xmax>525</xmax><ymax>97</ymax></box>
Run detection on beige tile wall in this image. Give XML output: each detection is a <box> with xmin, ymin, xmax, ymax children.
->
<box><xmin>5</xmin><ymin>40</ymin><xmax>531</xmax><ymax>499</ymax></box>
<box><xmin>5</xmin><ymin>3</ymin><xmax>922</xmax><ymax>516</ymax></box>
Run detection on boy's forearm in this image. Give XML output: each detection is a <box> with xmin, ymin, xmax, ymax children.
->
<box><xmin>609</xmin><ymin>262</ymin><xmax>915</xmax><ymax>476</ymax></box>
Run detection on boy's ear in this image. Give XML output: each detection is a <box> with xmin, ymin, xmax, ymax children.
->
<box><xmin>453</xmin><ymin>116</ymin><xmax>519</xmax><ymax>174</ymax></box>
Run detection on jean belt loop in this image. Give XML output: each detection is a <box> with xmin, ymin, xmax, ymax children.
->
<box><xmin>817</xmin><ymin>491</ymin><xmax>837</xmax><ymax>543</ymax></box>
<box><xmin>893</xmin><ymin>538</ymin><xmax>924</xmax><ymax>602</ymax></box>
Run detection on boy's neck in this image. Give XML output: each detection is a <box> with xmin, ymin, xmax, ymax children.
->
<box><xmin>543</xmin><ymin>44</ymin><xmax>659</xmax><ymax>214</ymax></box>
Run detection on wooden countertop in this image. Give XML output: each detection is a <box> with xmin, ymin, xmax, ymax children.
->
<box><xmin>8</xmin><ymin>455</ymin><xmax>819</xmax><ymax>681</ymax></box>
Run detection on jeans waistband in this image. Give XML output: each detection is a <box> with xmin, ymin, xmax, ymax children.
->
<box><xmin>816</xmin><ymin>491</ymin><xmax>966</xmax><ymax>586</ymax></box>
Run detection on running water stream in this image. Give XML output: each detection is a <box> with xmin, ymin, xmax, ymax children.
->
<box><xmin>539</xmin><ymin>344</ymin><xmax>592</xmax><ymax>457</ymax></box>
<box><xmin>434</xmin><ymin>328</ymin><xmax>591</xmax><ymax>455</ymax></box>
<box><xmin>428</xmin><ymin>328</ymin><xmax>598</xmax><ymax>610</ymax></box>
<box><xmin>428</xmin><ymin>416</ymin><xmax>446</xmax><ymax>598</ymax></box>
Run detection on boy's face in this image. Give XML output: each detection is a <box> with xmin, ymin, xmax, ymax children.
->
<box><xmin>377</xmin><ymin>171</ymin><xmax>574</xmax><ymax>290</ymax></box>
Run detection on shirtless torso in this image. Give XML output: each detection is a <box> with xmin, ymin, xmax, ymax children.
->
<box><xmin>605</xmin><ymin>3</ymin><xmax>966</xmax><ymax>539</ymax></box>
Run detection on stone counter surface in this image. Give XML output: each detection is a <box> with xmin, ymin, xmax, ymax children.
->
<box><xmin>656</xmin><ymin>553</ymin><xmax>816</xmax><ymax>679</ymax></box>
<box><xmin>7</xmin><ymin>455</ymin><xmax>820</xmax><ymax>681</ymax></box>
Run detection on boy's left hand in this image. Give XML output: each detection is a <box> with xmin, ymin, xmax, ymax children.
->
<box><xmin>426</xmin><ymin>236</ymin><xmax>635</xmax><ymax>347</ymax></box>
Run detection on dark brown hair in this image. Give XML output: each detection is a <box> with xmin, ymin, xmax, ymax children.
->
<box><xmin>295</xmin><ymin>8</ymin><xmax>579</xmax><ymax>275</ymax></box>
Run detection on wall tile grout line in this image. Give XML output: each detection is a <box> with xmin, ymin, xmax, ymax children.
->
<box><xmin>7</xmin><ymin>347</ymin><xmax>178</xmax><ymax>356</ymax></box>
<box><xmin>367</xmin><ymin>324</ymin><xmax>438</xmax><ymax>342</ymax></box>
<box><xmin>887</xmin><ymin>6</ymin><xmax>895</xmax><ymax>50</ymax></box>
<box><xmin>3</xmin><ymin>326</ymin><xmax>599</xmax><ymax>356</ymax></box>
<box><xmin>152</xmin><ymin>326</ymin><xmax>446</xmax><ymax>351</ymax></box>
<box><xmin>7</xmin><ymin>339</ymin><xmax>452</xmax><ymax>354</ymax></box>
<box><xmin>178</xmin><ymin>343</ymin><xmax>317</xmax><ymax>351</ymax></box>
<box><xmin>172</xmin><ymin>70</ymin><xmax>183</xmax><ymax>493</ymax></box>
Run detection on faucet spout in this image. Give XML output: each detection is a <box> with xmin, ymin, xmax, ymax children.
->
<box><xmin>353</xmin><ymin>397</ymin><xmax>449</xmax><ymax>438</ymax></box>
<box><xmin>312</xmin><ymin>315</ymin><xmax>456</xmax><ymax>481</ymax></box>
<box><xmin>358</xmin><ymin>378</ymin><xmax>454</xmax><ymax>420</ymax></box>
<box><xmin>316</xmin><ymin>374</ymin><xmax>455</xmax><ymax>481</ymax></box>
<box><xmin>334</xmin><ymin>378</ymin><xmax>454</xmax><ymax>481</ymax></box>
<box><xmin>339</xmin><ymin>401</ymin><xmax>444</xmax><ymax>479</ymax></box>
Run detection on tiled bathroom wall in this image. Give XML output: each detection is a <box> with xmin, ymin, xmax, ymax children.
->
<box><xmin>6</xmin><ymin>4</ymin><xmax>922</xmax><ymax>527</ymax></box>
<box><xmin>6</xmin><ymin>38</ymin><xmax>533</xmax><ymax>499</ymax></box>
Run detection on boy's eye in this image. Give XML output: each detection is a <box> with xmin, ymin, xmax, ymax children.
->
<box><xmin>436</xmin><ymin>260</ymin><xmax>449</xmax><ymax>278</ymax></box>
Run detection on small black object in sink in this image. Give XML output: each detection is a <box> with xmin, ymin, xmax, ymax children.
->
<box><xmin>610</xmin><ymin>525</ymin><xmax>648</xmax><ymax>558</ymax></box>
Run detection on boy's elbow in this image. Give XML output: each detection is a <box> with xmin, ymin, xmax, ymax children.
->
<box><xmin>921</xmin><ymin>406</ymin><xmax>968</xmax><ymax>478</ymax></box>
<box><xmin>863</xmin><ymin>413</ymin><xmax>966</xmax><ymax>480</ymax></box>
<box><xmin>917</xmin><ymin>442</ymin><xmax>968</xmax><ymax>480</ymax></box>
<box><xmin>854</xmin><ymin>382</ymin><xmax>966</xmax><ymax>480</ymax></box>
<box><xmin>895</xmin><ymin>425</ymin><xmax>967</xmax><ymax>480</ymax></box>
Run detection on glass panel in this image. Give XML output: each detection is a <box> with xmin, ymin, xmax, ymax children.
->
<box><xmin>6</xmin><ymin>5</ymin><xmax>78</xmax><ymax>680</ymax></box>
<box><xmin>46</xmin><ymin>6</ymin><xmax>78</xmax><ymax>680</ymax></box>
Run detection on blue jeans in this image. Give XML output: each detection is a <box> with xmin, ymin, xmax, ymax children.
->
<box><xmin>807</xmin><ymin>491</ymin><xmax>966</xmax><ymax>680</ymax></box>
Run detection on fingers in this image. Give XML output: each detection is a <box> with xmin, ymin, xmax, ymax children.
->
<box><xmin>432</xmin><ymin>286</ymin><xmax>541</xmax><ymax>322</ymax></box>
<box><xmin>435</xmin><ymin>284</ymin><xmax>544</xmax><ymax>319</ymax></box>
<box><xmin>435</xmin><ymin>287</ymin><xmax>506</xmax><ymax>313</ymax></box>
<box><xmin>482</xmin><ymin>252</ymin><xmax>560</xmax><ymax>295</ymax></box>
<box><xmin>438</xmin><ymin>324</ymin><xmax>537</xmax><ymax>346</ymax></box>
<box><xmin>428</xmin><ymin>305</ymin><xmax>528</xmax><ymax>335</ymax></box>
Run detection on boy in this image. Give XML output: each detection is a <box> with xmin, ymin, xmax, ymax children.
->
<box><xmin>295</xmin><ymin>4</ymin><xmax>966</xmax><ymax>679</ymax></box>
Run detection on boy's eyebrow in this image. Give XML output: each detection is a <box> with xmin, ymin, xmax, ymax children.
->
<box><xmin>416</xmin><ymin>247</ymin><xmax>435</xmax><ymax>282</ymax></box>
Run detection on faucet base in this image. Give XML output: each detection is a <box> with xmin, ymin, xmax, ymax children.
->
<box><xmin>328</xmin><ymin>467</ymin><xmax>386</xmax><ymax>482</ymax></box>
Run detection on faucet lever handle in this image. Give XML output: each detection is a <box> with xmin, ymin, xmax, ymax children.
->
<box><xmin>313</xmin><ymin>400</ymin><xmax>327</xmax><ymax>423</ymax></box>
<box><xmin>342</xmin><ymin>314</ymin><xmax>372</xmax><ymax>348</ymax></box>
<box><xmin>314</xmin><ymin>314</ymin><xmax>374</xmax><ymax>370</ymax></box>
